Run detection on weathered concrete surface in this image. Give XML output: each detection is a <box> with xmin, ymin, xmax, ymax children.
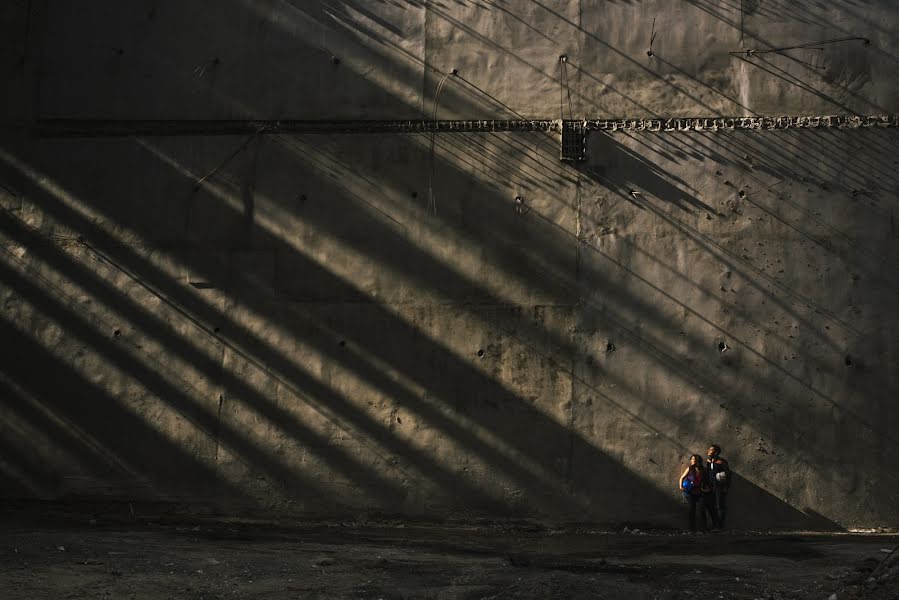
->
<box><xmin>1</xmin><ymin>1</ymin><xmax>898</xmax><ymax>530</ymax></box>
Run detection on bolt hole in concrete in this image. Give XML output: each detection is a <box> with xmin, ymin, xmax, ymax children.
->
<box><xmin>718</xmin><ymin>341</ymin><xmax>730</xmax><ymax>352</ymax></box>
<box><xmin>477</xmin><ymin>349</ymin><xmax>485</xmax><ymax>358</ymax></box>
<box><xmin>113</xmin><ymin>329</ymin><xmax>121</xmax><ymax>337</ymax></box>
<box><xmin>606</xmin><ymin>341</ymin><xmax>616</xmax><ymax>352</ymax></box>
<box><xmin>213</xmin><ymin>327</ymin><xmax>220</xmax><ymax>334</ymax></box>
<box><xmin>845</xmin><ymin>355</ymin><xmax>853</xmax><ymax>367</ymax></box>
<box><xmin>739</xmin><ymin>190</ymin><xmax>747</xmax><ymax>198</ymax></box>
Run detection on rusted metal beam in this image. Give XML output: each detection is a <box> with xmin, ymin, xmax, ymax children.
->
<box><xmin>33</xmin><ymin>119</ymin><xmax>558</xmax><ymax>138</ymax></box>
<box><xmin>32</xmin><ymin>115</ymin><xmax>899</xmax><ymax>138</ymax></box>
<box><xmin>584</xmin><ymin>115</ymin><xmax>899</xmax><ymax>131</ymax></box>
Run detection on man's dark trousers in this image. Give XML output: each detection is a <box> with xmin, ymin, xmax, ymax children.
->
<box><xmin>707</xmin><ymin>487</ymin><xmax>726</xmax><ymax>529</ymax></box>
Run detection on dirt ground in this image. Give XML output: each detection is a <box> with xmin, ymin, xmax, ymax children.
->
<box><xmin>1</xmin><ymin>505</ymin><xmax>897</xmax><ymax>600</ymax></box>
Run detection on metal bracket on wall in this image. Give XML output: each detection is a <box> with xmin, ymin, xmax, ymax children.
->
<box><xmin>560</xmin><ymin>120</ymin><xmax>587</xmax><ymax>162</ymax></box>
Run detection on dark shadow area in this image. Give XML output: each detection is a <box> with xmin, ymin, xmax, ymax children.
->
<box><xmin>728</xmin><ymin>473</ymin><xmax>844</xmax><ymax>531</ymax></box>
<box><xmin>2</xmin><ymin>1</ymin><xmax>896</xmax><ymax>532</ymax></box>
<box><xmin>587</xmin><ymin>132</ymin><xmax>715</xmax><ymax>213</ymax></box>
<box><xmin>0</xmin><ymin>149</ymin><xmax>682</xmax><ymax>520</ymax></box>
<box><xmin>0</xmin><ymin>316</ymin><xmax>246</xmax><ymax>503</ymax></box>
<box><xmin>0</xmin><ymin>214</ymin><xmax>416</xmax><ymax>510</ymax></box>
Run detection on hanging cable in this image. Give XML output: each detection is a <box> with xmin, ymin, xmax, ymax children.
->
<box><xmin>427</xmin><ymin>69</ymin><xmax>457</xmax><ymax>216</ymax></box>
<box><xmin>559</xmin><ymin>55</ymin><xmax>573</xmax><ymax>121</ymax></box>
<box><xmin>559</xmin><ymin>55</ymin><xmax>566</xmax><ymax>122</ymax></box>
<box><xmin>731</xmin><ymin>36</ymin><xmax>871</xmax><ymax>57</ymax></box>
<box><xmin>454</xmin><ymin>73</ymin><xmax>527</xmax><ymax>120</ymax></box>
<box><xmin>193</xmin><ymin>124</ymin><xmax>271</xmax><ymax>188</ymax></box>
<box><xmin>451</xmin><ymin>72</ymin><xmax>558</xmax><ymax>155</ymax></box>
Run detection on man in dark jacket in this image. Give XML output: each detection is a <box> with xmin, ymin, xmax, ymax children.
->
<box><xmin>705</xmin><ymin>444</ymin><xmax>731</xmax><ymax>529</ymax></box>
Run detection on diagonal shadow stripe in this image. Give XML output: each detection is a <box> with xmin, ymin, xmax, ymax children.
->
<box><xmin>0</xmin><ymin>213</ymin><xmax>454</xmax><ymax>510</ymax></box>
<box><xmin>0</xmin><ymin>316</ymin><xmax>250</xmax><ymax>503</ymax></box>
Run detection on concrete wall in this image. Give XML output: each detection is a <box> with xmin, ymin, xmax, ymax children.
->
<box><xmin>1</xmin><ymin>0</ymin><xmax>897</xmax><ymax>529</ymax></box>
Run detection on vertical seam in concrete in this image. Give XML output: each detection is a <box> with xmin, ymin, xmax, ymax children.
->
<box><xmin>242</xmin><ymin>136</ymin><xmax>261</xmax><ymax>241</ymax></box>
<box><xmin>565</xmin><ymin>0</ymin><xmax>584</xmax><ymax>497</ymax></box>
<box><xmin>578</xmin><ymin>0</ymin><xmax>583</xmax><ymax>119</ymax></box>
<box><xmin>566</xmin><ymin>169</ymin><xmax>581</xmax><ymax>495</ymax></box>
<box><xmin>29</xmin><ymin>0</ymin><xmax>46</xmax><ymax>124</ymax></box>
<box><xmin>214</xmin><ymin>344</ymin><xmax>227</xmax><ymax>471</ymax></box>
<box><xmin>565</xmin><ymin>349</ymin><xmax>577</xmax><ymax>494</ymax></box>
<box><xmin>574</xmin><ymin>0</ymin><xmax>584</xmax><ymax>284</ymax></box>
<box><xmin>740</xmin><ymin>0</ymin><xmax>745</xmax><ymax>44</ymax></box>
<box><xmin>420</xmin><ymin>1</ymin><xmax>430</xmax><ymax>118</ymax></box>
<box><xmin>575</xmin><ymin>175</ymin><xmax>581</xmax><ymax>284</ymax></box>
<box><xmin>21</xmin><ymin>0</ymin><xmax>32</xmax><ymax>65</ymax></box>
<box><xmin>214</xmin><ymin>393</ymin><xmax>224</xmax><ymax>466</ymax></box>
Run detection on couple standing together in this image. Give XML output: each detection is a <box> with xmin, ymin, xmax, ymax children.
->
<box><xmin>678</xmin><ymin>445</ymin><xmax>730</xmax><ymax>531</ymax></box>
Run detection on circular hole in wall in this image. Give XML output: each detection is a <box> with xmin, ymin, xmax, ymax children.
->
<box><xmin>477</xmin><ymin>349</ymin><xmax>485</xmax><ymax>358</ymax></box>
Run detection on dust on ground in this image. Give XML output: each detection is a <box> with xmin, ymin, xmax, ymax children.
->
<box><xmin>1</xmin><ymin>505</ymin><xmax>896</xmax><ymax>599</ymax></box>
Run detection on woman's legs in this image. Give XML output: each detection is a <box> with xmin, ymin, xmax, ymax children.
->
<box><xmin>687</xmin><ymin>494</ymin><xmax>700</xmax><ymax>530</ymax></box>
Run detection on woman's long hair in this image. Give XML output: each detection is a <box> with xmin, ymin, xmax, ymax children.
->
<box><xmin>688</xmin><ymin>454</ymin><xmax>704</xmax><ymax>478</ymax></box>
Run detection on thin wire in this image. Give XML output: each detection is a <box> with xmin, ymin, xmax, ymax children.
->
<box><xmin>453</xmin><ymin>72</ymin><xmax>560</xmax><ymax>154</ymax></box>
<box><xmin>732</xmin><ymin>36</ymin><xmax>870</xmax><ymax>56</ymax></box>
<box><xmin>194</xmin><ymin>125</ymin><xmax>269</xmax><ymax>187</ymax></box>
<box><xmin>428</xmin><ymin>71</ymin><xmax>454</xmax><ymax>216</ymax></box>
<box><xmin>454</xmin><ymin>73</ymin><xmax>529</xmax><ymax>120</ymax></box>
<box><xmin>559</xmin><ymin>61</ymin><xmax>565</xmax><ymax>122</ymax></box>
<box><xmin>558</xmin><ymin>58</ymin><xmax>574</xmax><ymax>121</ymax></box>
